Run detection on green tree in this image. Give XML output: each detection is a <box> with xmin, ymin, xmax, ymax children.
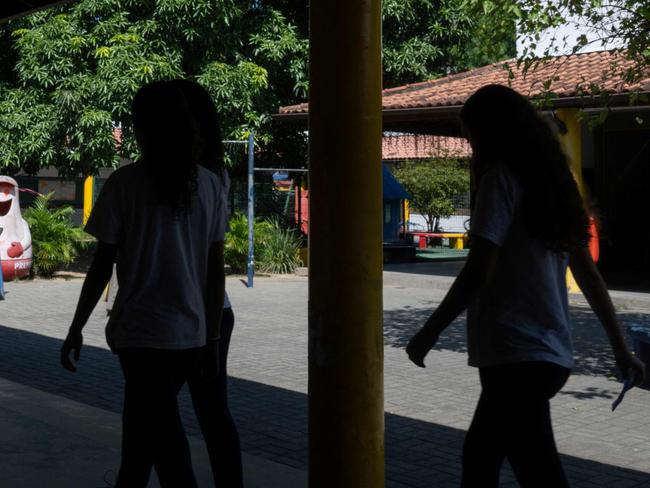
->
<box><xmin>0</xmin><ymin>1</ymin><xmax>307</xmax><ymax>177</ymax></box>
<box><xmin>383</xmin><ymin>0</ymin><xmax>516</xmax><ymax>87</ymax></box>
<box><xmin>394</xmin><ymin>158</ymin><xmax>470</xmax><ymax>233</ymax></box>
<box><xmin>465</xmin><ymin>1</ymin><xmax>650</xmax><ymax>99</ymax></box>
<box><xmin>0</xmin><ymin>1</ymin><xmax>515</xmax><ymax>178</ymax></box>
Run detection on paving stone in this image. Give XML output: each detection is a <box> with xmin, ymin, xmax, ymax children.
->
<box><xmin>1</xmin><ymin>266</ymin><xmax>650</xmax><ymax>487</ymax></box>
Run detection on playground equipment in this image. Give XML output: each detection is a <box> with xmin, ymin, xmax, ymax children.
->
<box><xmin>410</xmin><ymin>231</ymin><xmax>467</xmax><ymax>250</ymax></box>
<box><xmin>0</xmin><ymin>176</ymin><xmax>32</xmax><ymax>280</ymax></box>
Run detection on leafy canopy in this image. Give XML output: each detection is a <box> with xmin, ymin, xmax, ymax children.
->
<box><xmin>0</xmin><ymin>0</ymin><xmax>515</xmax><ymax>177</ymax></box>
<box><xmin>466</xmin><ymin>1</ymin><xmax>650</xmax><ymax>97</ymax></box>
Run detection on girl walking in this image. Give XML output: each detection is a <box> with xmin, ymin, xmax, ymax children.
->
<box><xmin>406</xmin><ymin>84</ymin><xmax>644</xmax><ymax>488</ymax></box>
<box><xmin>61</xmin><ymin>80</ymin><xmax>227</xmax><ymax>487</ymax></box>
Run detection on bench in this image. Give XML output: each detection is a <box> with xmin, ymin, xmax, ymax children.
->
<box><xmin>409</xmin><ymin>232</ymin><xmax>467</xmax><ymax>250</ymax></box>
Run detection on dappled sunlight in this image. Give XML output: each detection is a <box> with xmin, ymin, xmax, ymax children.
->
<box><xmin>384</xmin><ymin>305</ymin><xmax>650</xmax><ymax>378</ymax></box>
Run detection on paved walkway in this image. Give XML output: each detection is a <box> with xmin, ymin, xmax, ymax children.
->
<box><xmin>1</xmin><ymin>263</ymin><xmax>650</xmax><ymax>487</ymax></box>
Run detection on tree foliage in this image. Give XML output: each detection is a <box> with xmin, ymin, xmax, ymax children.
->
<box><xmin>394</xmin><ymin>158</ymin><xmax>470</xmax><ymax>233</ymax></box>
<box><xmin>0</xmin><ymin>0</ymin><xmax>515</xmax><ymax>177</ymax></box>
<box><xmin>382</xmin><ymin>0</ymin><xmax>516</xmax><ymax>87</ymax></box>
<box><xmin>466</xmin><ymin>1</ymin><xmax>650</xmax><ymax>97</ymax></box>
<box><xmin>0</xmin><ymin>1</ymin><xmax>307</xmax><ymax>176</ymax></box>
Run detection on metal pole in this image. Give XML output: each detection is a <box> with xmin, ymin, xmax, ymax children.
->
<box><xmin>309</xmin><ymin>1</ymin><xmax>384</xmax><ymax>487</ymax></box>
<box><xmin>247</xmin><ymin>132</ymin><xmax>255</xmax><ymax>288</ymax></box>
<box><xmin>297</xmin><ymin>174</ymin><xmax>302</xmax><ymax>231</ymax></box>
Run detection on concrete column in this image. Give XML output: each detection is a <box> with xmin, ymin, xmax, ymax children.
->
<box><xmin>556</xmin><ymin>108</ymin><xmax>584</xmax><ymax>293</ymax></box>
<box><xmin>556</xmin><ymin>108</ymin><xmax>584</xmax><ymax>195</ymax></box>
<box><xmin>82</xmin><ymin>176</ymin><xmax>94</xmax><ymax>225</ymax></box>
<box><xmin>308</xmin><ymin>1</ymin><xmax>384</xmax><ymax>487</ymax></box>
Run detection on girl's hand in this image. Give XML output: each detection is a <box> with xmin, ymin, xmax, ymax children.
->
<box><xmin>615</xmin><ymin>351</ymin><xmax>645</xmax><ymax>387</ymax></box>
<box><xmin>406</xmin><ymin>327</ymin><xmax>439</xmax><ymax>368</ymax></box>
<box><xmin>61</xmin><ymin>330</ymin><xmax>83</xmax><ymax>372</ymax></box>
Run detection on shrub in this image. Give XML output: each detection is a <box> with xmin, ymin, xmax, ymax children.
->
<box><xmin>257</xmin><ymin>218</ymin><xmax>302</xmax><ymax>274</ymax></box>
<box><xmin>224</xmin><ymin>213</ymin><xmax>273</xmax><ymax>274</ymax></box>
<box><xmin>22</xmin><ymin>193</ymin><xmax>90</xmax><ymax>277</ymax></box>
<box><xmin>224</xmin><ymin>213</ymin><xmax>302</xmax><ymax>274</ymax></box>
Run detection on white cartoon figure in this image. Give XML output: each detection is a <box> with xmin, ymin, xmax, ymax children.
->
<box><xmin>0</xmin><ymin>176</ymin><xmax>32</xmax><ymax>280</ymax></box>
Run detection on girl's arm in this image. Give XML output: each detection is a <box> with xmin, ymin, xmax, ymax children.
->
<box><xmin>205</xmin><ymin>240</ymin><xmax>225</xmax><ymax>341</ymax></box>
<box><xmin>198</xmin><ymin>240</ymin><xmax>225</xmax><ymax>381</ymax></box>
<box><xmin>61</xmin><ymin>241</ymin><xmax>117</xmax><ymax>372</ymax></box>
<box><xmin>569</xmin><ymin>246</ymin><xmax>645</xmax><ymax>383</ymax></box>
<box><xmin>406</xmin><ymin>235</ymin><xmax>499</xmax><ymax>367</ymax></box>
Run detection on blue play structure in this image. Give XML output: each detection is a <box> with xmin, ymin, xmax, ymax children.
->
<box><xmin>382</xmin><ymin>164</ymin><xmax>416</xmax><ymax>264</ymax></box>
<box><xmin>382</xmin><ymin>164</ymin><xmax>411</xmax><ymax>242</ymax></box>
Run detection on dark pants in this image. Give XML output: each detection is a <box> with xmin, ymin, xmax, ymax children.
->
<box><xmin>188</xmin><ymin>307</ymin><xmax>243</xmax><ymax>488</ymax></box>
<box><xmin>461</xmin><ymin>361</ymin><xmax>571</xmax><ymax>488</ymax></box>
<box><xmin>116</xmin><ymin>347</ymin><xmax>199</xmax><ymax>488</ymax></box>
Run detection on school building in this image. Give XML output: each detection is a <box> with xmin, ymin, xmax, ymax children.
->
<box><xmin>278</xmin><ymin>49</ymin><xmax>650</xmax><ymax>291</ymax></box>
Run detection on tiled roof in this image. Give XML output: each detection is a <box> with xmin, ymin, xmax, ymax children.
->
<box><xmin>279</xmin><ymin>50</ymin><xmax>650</xmax><ymax>114</ymax></box>
<box><xmin>382</xmin><ymin>134</ymin><xmax>471</xmax><ymax>160</ymax></box>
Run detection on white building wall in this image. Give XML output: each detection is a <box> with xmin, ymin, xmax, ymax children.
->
<box><xmin>407</xmin><ymin>213</ymin><xmax>469</xmax><ymax>234</ymax></box>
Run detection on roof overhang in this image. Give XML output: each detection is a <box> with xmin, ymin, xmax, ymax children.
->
<box><xmin>274</xmin><ymin>91</ymin><xmax>650</xmax><ymax>137</ymax></box>
<box><xmin>273</xmin><ymin>105</ymin><xmax>465</xmax><ymax>136</ymax></box>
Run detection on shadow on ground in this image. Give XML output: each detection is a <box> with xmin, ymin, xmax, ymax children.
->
<box><xmin>383</xmin><ymin>306</ymin><xmax>650</xmax><ymax>379</ymax></box>
<box><xmin>0</xmin><ymin>325</ymin><xmax>649</xmax><ymax>487</ymax></box>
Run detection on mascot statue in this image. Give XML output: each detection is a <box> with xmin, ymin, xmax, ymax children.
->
<box><xmin>0</xmin><ymin>176</ymin><xmax>32</xmax><ymax>280</ymax></box>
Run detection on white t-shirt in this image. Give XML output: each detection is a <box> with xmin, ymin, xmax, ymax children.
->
<box><xmin>85</xmin><ymin>161</ymin><xmax>227</xmax><ymax>351</ymax></box>
<box><xmin>467</xmin><ymin>164</ymin><xmax>573</xmax><ymax>369</ymax></box>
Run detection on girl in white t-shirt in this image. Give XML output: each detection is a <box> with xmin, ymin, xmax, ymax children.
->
<box><xmin>407</xmin><ymin>84</ymin><xmax>644</xmax><ymax>487</ymax></box>
<box><xmin>173</xmin><ymin>79</ymin><xmax>244</xmax><ymax>488</ymax></box>
<box><xmin>61</xmin><ymin>81</ymin><xmax>227</xmax><ymax>487</ymax></box>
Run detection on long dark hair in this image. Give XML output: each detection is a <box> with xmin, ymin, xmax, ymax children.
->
<box><xmin>131</xmin><ymin>80</ymin><xmax>199</xmax><ymax>215</ymax></box>
<box><xmin>171</xmin><ymin>80</ymin><xmax>225</xmax><ymax>175</ymax></box>
<box><xmin>460</xmin><ymin>84</ymin><xmax>590</xmax><ymax>252</ymax></box>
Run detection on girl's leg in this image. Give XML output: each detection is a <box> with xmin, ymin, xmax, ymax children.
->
<box><xmin>116</xmin><ymin>350</ymin><xmax>154</xmax><ymax>487</ymax></box>
<box><xmin>117</xmin><ymin>348</ymin><xmax>198</xmax><ymax>488</ymax></box>
<box><xmin>188</xmin><ymin>307</ymin><xmax>244</xmax><ymax>487</ymax></box>
<box><xmin>502</xmin><ymin>362</ymin><xmax>571</xmax><ymax>488</ymax></box>
<box><xmin>461</xmin><ymin>388</ymin><xmax>507</xmax><ymax>488</ymax></box>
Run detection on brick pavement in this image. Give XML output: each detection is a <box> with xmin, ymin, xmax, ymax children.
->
<box><xmin>1</xmin><ymin>266</ymin><xmax>650</xmax><ymax>487</ymax></box>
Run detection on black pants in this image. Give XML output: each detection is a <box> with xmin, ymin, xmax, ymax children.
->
<box><xmin>188</xmin><ymin>307</ymin><xmax>243</xmax><ymax>487</ymax></box>
<box><xmin>461</xmin><ymin>361</ymin><xmax>571</xmax><ymax>488</ymax></box>
<box><xmin>116</xmin><ymin>347</ymin><xmax>199</xmax><ymax>488</ymax></box>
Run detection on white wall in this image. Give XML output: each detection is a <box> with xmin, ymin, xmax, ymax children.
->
<box><xmin>407</xmin><ymin>213</ymin><xmax>469</xmax><ymax>234</ymax></box>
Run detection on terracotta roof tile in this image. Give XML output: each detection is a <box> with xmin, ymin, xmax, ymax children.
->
<box><xmin>382</xmin><ymin>134</ymin><xmax>471</xmax><ymax>160</ymax></box>
<box><xmin>280</xmin><ymin>50</ymin><xmax>650</xmax><ymax>114</ymax></box>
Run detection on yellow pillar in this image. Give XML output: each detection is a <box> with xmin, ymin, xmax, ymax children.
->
<box><xmin>556</xmin><ymin>108</ymin><xmax>584</xmax><ymax>294</ymax></box>
<box><xmin>308</xmin><ymin>1</ymin><xmax>384</xmax><ymax>487</ymax></box>
<box><xmin>82</xmin><ymin>176</ymin><xmax>94</xmax><ymax>225</ymax></box>
<box><xmin>556</xmin><ymin>109</ymin><xmax>584</xmax><ymax>195</ymax></box>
